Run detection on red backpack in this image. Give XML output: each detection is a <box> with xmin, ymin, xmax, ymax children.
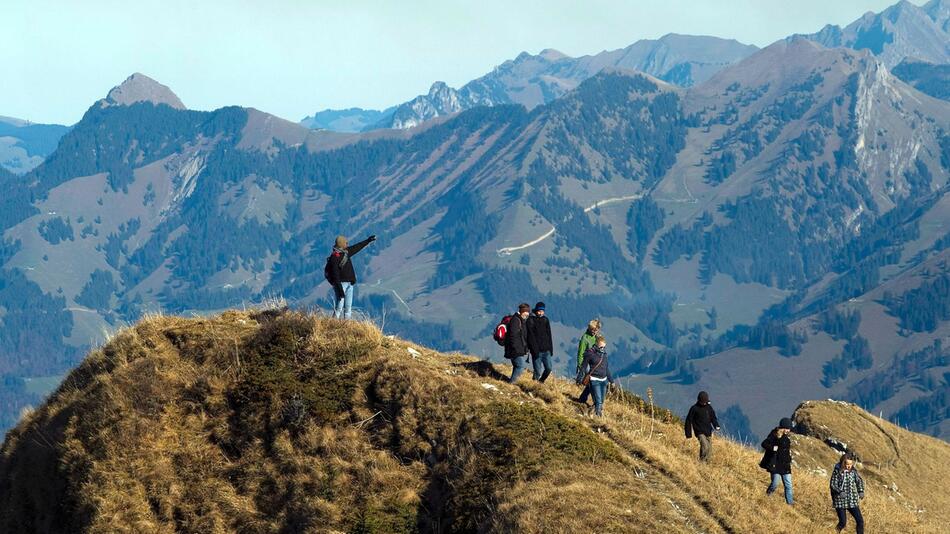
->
<box><xmin>493</xmin><ymin>315</ymin><xmax>513</xmax><ymax>346</ymax></box>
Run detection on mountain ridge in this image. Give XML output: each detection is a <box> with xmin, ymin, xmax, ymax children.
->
<box><xmin>1</xmin><ymin>309</ymin><xmax>947</xmax><ymax>533</ymax></box>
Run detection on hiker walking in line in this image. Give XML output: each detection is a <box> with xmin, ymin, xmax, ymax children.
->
<box><xmin>576</xmin><ymin>334</ymin><xmax>614</xmax><ymax>416</ymax></box>
<box><xmin>760</xmin><ymin>417</ymin><xmax>795</xmax><ymax>505</ymax></box>
<box><xmin>576</xmin><ymin>319</ymin><xmax>602</xmax><ymax>404</ymax></box>
<box><xmin>684</xmin><ymin>391</ymin><xmax>720</xmax><ymax>462</ymax></box>
<box><xmin>831</xmin><ymin>452</ymin><xmax>865</xmax><ymax>534</ymax></box>
<box><xmin>325</xmin><ymin>234</ymin><xmax>376</xmax><ymax>319</ymax></box>
<box><xmin>504</xmin><ymin>303</ymin><xmax>531</xmax><ymax>383</ymax></box>
<box><xmin>527</xmin><ymin>301</ymin><xmax>554</xmax><ymax>383</ymax></box>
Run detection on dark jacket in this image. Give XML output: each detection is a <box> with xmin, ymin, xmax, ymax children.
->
<box><xmin>576</xmin><ymin>346</ymin><xmax>614</xmax><ymax>383</ymax></box>
<box><xmin>504</xmin><ymin>314</ymin><xmax>528</xmax><ymax>359</ymax></box>
<box><xmin>684</xmin><ymin>403</ymin><xmax>720</xmax><ymax>438</ymax></box>
<box><xmin>526</xmin><ymin>314</ymin><xmax>553</xmax><ymax>355</ymax></box>
<box><xmin>830</xmin><ymin>463</ymin><xmax>865</xmax><ymax>509</ymax></box>
<box><xmin>327</xmin><ymin>237</ymin><xmax>374</xmax><ymax>296</ymax></box>
<box><xmin>759</xmin><ymin>430</ymin><xmax>793</xmax><ymax>475</ymax></box>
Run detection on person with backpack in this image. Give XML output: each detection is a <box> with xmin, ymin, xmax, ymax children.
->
<box><xmin>576</xmin><ymin>319</ymin><xmax>601</xmax><ymax>404</ymax></box>
<box><xmin>526</xmin><ymin>301</ymin><xmax>554</xmax><ymax>383</ymax></box>
<box><xmin>504</xmin><ymin>303</ymin><xmax>531</xmax><ymax>383</ymax></box>
<box><xmin>575</xmin><ymin>334</ymin><xmax>614</xmax><ymax>416</ymax></box>
<box><xmin>830</xmin><ymin>452</ymin><xmax>865</xmax><ymax>534</ymax></box>
<box><xmin>760</xmin><ymin>417</ymin><xmax>795</xmax><ymax>505</ymax></box>
<box><xmin>325</xmin><ymin>234</ymin><xmax>376</xmax><ymax>319</ymax></box>
<box><xmin>684</xmin><ymin>391</ymin><xmax>720</xmax><ymax>462</ymax></box>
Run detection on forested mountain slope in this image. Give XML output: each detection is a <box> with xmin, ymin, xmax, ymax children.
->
<box><xmin>1</xmin><ymin>37</ymin><xmax>948</xmax><ymax>441</ymax></box>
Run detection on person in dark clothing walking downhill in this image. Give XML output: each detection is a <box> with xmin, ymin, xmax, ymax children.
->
<box><xmin>326</xmin><ymin>234</ymin><xmax>376</xmax><ymax>319</ymax></box>
<box><xmin>830</xmin><ymin>452</ymin><xmax>865</xmax><ymax>534</ymax></box>
<box><xmin>684</xmin><ymin>391</ymin><xmax>720</xmax><ymax>462</ymax></box>
<box><xmin>505</xmin><ymin>303</ymin><xmax>531</xmax><ymax>383</ymax></box>
<box><xmin>526</xmin><ymin>302</ymin><xmax>554</xmax><ymax>382</ymax></box>
<box><xmin>760</xmin><ymin>417</ymin><xmax>795</xmax><ymax>505</ymax></box>
<box><xmin>575</xmin><ymin>335</ymin><xmax>614</xmax><ymax>416</ymax></box>
<box><xmin>576</xmin><ymin>319</ymin><xmax>601</xmax><ymax>404</ymax></box>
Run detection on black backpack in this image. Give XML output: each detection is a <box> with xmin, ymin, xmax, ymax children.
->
<box><xmin>324</xmin><ymin>255</ymin><xmax>334</xmax><ymax>283</ymax></box>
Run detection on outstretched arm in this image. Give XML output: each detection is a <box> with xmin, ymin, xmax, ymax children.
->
<box><xmin>347</xmin><ymin>235</ymin><xmax>377</xmax><ymax>256</ymax></box>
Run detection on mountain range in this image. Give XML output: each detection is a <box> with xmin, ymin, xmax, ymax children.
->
<box><xmin>1</xmin><ymin>0</ymin><xmax>950</xmax><ymax>443</ymax></box>
<box><xmin>303</xmin><ymin>0</ymin><xmax>949</xmax><ymax>133</ymax></box>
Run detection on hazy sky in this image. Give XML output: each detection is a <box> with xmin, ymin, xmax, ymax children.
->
<box><xmin>5</xmin><ymin>0</ymin><xmax>905</xmax><ymax>124</ymax></box>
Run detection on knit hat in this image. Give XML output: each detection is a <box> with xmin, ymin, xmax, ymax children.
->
<box><xmin>697</xmin><ymin>391</ymin><xmax>710</xmax><ymax>405</ymax></box>
<box><xmin>334</xmin><ymin>235</ymin><xmax>348</xmax><ymax>248</ymax></box>
<box><xmin>779</xmin><ymin>417</ymin><xmax>793</xmax><ymax>430</ymax></box>
<box><xmin>533</xmin><ymin>301</ymin><xmax>545</xmax><ymax>312</ymax></box>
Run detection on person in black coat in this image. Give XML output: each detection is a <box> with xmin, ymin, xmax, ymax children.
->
<box><xmin>326</xmin><ymin>234</ymin><xmax>376</xmax><ymax>319</ymax></box>
<box><xmin>760</xmin><ymin>417</ymin><xmax>794</xmax><ymax>505</ymax></box>
<box><xmin>505</xmin><ymin>303</ymin><xmax>531</xmax><ymax>383</ymax></box>
<box><xmin>526</xmin><ymin>301</ymin><xmax>554</xmax><ymax>382</ymax></box>
<box><xmin>684</xmin><ymin>391</ymin><xmax>720</xmax><ymax>462</ymax></box>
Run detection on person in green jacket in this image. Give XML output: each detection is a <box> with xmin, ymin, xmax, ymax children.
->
<box><xmin>577</xmin><ymin>318</ymin><xmax>601</xmax><ymax>404</ymax></box>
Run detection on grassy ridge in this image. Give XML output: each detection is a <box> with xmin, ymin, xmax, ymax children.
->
<box><xmin>1</xmin><ymin>309</ymin><xmax>947</xmax><ymax>533</ymax></box>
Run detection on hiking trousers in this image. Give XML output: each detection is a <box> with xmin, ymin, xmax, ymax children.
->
<box><xmin>697</xmin><ymin>434</ymin><xmax>712</xmax><ymax>462</ymax></box>
<box><xmin>767</xmin><ymin>473</ymin><xmax>793</xmax><ymax>505</ymax></box>
<box><xmin>589</xmin><ymin>379</ymin><xmax>608</xmax><ymax>416</ymax></box>
<box><xmin>333</xmin><ymin>282</ymin><xmax>354</xmax><ymax>319</ymax></box>
<box><xmin>509</xmin><ymin>355</ymin><xmax>528</xmax><ymax>383</ymax></box>
<box><xmin>835</xmin><ymin>507</ymin><xmax>863</xmax><ymax>534</ymax></box>
<box><xmin>532</xmin><ymin>351</ymin><xmax>552</xmax><ymax>382</ymax></box>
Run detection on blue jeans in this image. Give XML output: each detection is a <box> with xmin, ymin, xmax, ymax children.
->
<box><xmin>532</xmin><ymin>351</ymin><xmax>552</xmax><ymax>382</ymax></box>
<box><xmin>334</xmin><ymin>282</ymin><xmax>354</xmax><ymax>319</ymax></box>
<box><xmin>767</xmin><ymin>473</ymin><xmax>793</xmax><ymax>504</ymax></box>
<box><xmin>589</xmin><ymin>379</ymin><xmax>608</xmax><ymax>416</ymax></box>
<box><xmin>509</xmin><ymin>355</ymin><xmax>528</xmax><ymax>383</ymax></box>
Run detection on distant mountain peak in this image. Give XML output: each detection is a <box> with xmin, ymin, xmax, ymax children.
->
<box><xmin>102</xmin><ymin>73</ymin><xmax>186</xmax><ymax>110</ymax></box>
<box><xmin>796</xmin><ymin>0</ymin><xmax>950</xmax><ymax>67</ymax></box>
<box><xmin>538</xmin><ymin>48</ymin><xmax>568</xmax><ymax>61</ymax></box>
<box><xmin>427</xmin><ymin>81</ymin><xmax>452</xmax><ymax>95</ymax></box>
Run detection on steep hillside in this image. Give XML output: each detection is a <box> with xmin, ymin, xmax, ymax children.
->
<box><xmin>892</xmin><ymin>58</ymin><xmax>950</xmax><ymax>101</ymax></box>
<box><xmin>0</xmin><ymin>312</ymin><xmax>950</xmax><ymax>532</ymax></box>
<box><xmin>625</xmin><ymin>37</ymin><xmax>950</xmax><ymax>438</ymax></box>
<box><xmin>0</xmin><ymin>116</ymin><xmax>69</xmax><ymax>174</ymax></box>
<box><xmin>1</xmin><ymin>310</ymin><xmax>947</xmax><ymax>533</ymax></box>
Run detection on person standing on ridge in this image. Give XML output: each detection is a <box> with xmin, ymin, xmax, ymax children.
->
<box><xmin>576</xmin><ymin>334</ymin><xmax>614</xmax><ymax>416</ymax></box>
<box><xmin>504</xmin><ymin>303</ymin><xmax>531</xmax><ymax>383</ymax></box>
<box><xmin>576</xmin><ymin>319</ymin><xmax>601</xmax><ymax>404</ymax></box>
<box><xmin>830</xmin><ymin>452</ymin><xmax>865</xmax><ymax>534</ymax></box>
<box><xmin>760</xmin><ymin>417</ymin><xmax>795</xmax><ymax>505</ymax></box>
<box><xmin>684</xmin><ymin>391</ymin><xmax>720</xmax><ymax>462</ymax></box>
<box><xmin>526</xmin><ymin>301</ymin><xmax>554</xmax><ymax>383</ymax></box>
<box><xmin>325</xmin><ymin>234</ymin><xmax>376</xmax><ymax>320</ymax></box>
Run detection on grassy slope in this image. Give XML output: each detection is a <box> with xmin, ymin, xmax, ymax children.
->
<box><xmin>1</xmin><ymin>310</ymin><xmax>946</xmax><ymax>533</ymax></box>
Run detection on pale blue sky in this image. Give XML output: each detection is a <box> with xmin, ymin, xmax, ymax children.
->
<box><xmin>5</xmin><ymin>0</ymin><xmax>905</xmax><ymax>124</ymax></box>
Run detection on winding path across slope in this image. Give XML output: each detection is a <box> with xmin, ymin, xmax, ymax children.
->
<box><xmin>496</xmin><ymin>193</ymin><xmax>644</xmax><ymax>256</ymax></box>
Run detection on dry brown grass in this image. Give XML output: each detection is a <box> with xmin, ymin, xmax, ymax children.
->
<box><xmin>1</xmin><ymin>309</ymin><xmax>947</xmax><ymax>533</ymax></box>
